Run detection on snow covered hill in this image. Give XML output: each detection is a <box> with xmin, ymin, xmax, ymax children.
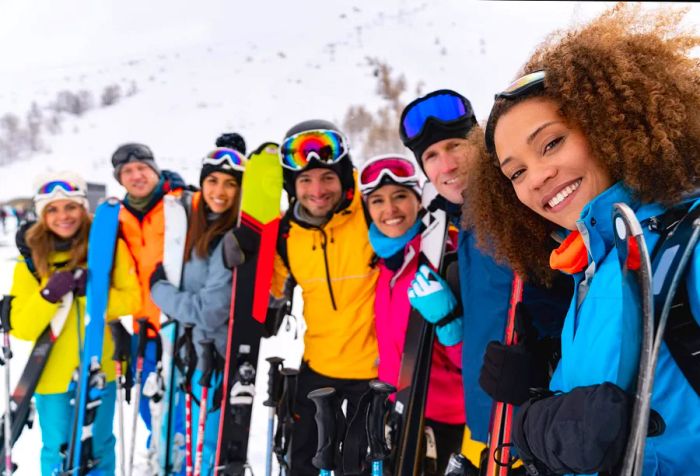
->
<box><xmin>2</xmin><ymin>1</ymin><xmax>700</xmax><ymax>474</ymax></box>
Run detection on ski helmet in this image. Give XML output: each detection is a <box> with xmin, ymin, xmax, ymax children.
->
<box><xmin>281</xmin><ymin>119</ymin><xmax>355</xmax><ymax>210</ymax></box>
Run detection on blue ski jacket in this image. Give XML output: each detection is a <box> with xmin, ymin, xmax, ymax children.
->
<box><xmin>451</xmin><ymin>202</ymin><xmax>570</xmax><ymax>444</ymax></box>
<box><xmin>550</xmin><ymin>182</ymin><xmax>700</xmax><ymax>475</ymax></box>
<box><xmin>151</xmin><ymin>237</ymin><xmax>233</xmax><ymax>364</ymax></box>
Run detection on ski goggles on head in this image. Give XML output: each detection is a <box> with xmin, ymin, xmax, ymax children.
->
<box><xmin>202</xmin><ymin>147</ymin><xmax>246</xmax><ymax>172</ymax></box>
<box><xmin>359</xmin><ymin>154</ymin><xmax>420</xmax><ymax>196</ymax></box>
<box><xmin>35</xmin><ymin>180</ymin><xmax>85</xmax><ymax>201</ymax></box>
<box><xmin>494</xmin><ymin>70</ymin><xmax>546</xmax><ymax>100</ymax></box>
<box><xmin>279</xmin><ymin>129</ymin><xmax>349</xmax><ymax>171</ymax></box>
<box><xmin>400</xmin><ymin>90</ymin><xmax>476</xmax><ymax>143</ymax></box>
<box><xmin>111</xmin><ymin>143</ymin><xmax>155</xmax><ymax>167</ymax></box>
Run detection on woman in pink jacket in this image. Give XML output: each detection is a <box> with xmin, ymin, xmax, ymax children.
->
<box><xmin>359</xmin><ymin>154</ymin><xmax>465</xmax><ymax>475</ymax></box>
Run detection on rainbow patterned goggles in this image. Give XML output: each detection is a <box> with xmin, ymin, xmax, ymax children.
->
<box><xmin>279</xmin><ymin>129</ymin><xmax>348</xmax><ymax>171</ymax></box>
<box><xmin>202</xmin><ymin>147</ymin><xmax>246</xmax><ymax>172</ymax></box>
<box><xmin>495</xmin><ymin>70</ymin><xmax>546</xmax><ymax>100</ymax></box>
<box><xmin>400</xmin><ymin>90</ymin><xmax>475</xmax><ymax>143</ymax></box>
<box><xmin>35</xmin><ymin>180</ymin><xmax>85</xmax><ymax>201</ymax></box>
<box><xmin>359</xmin><ymin>154</ymin><xmax>420</xmax><ymax>196</ymax></box>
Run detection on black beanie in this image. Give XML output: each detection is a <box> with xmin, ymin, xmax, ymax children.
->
<box><xmin>200</xmin><ymin>148</ymin><xmax>244</xmax><ymax>186</ymax></box>
<box><xmin>399</xmin><ymin>90</ymin><xmax>477</xmax><ymax>172</ymax></box>
<box><xmin>215</xmin><ymin>132</ymin><xmax>246</xmax><ymax>155</ymax></box>
<box><xmin>281</xmin><ymin>119</ymin><xmax>355</xmax><ymax>207</ymax></box>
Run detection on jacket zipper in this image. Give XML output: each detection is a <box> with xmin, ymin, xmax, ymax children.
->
<box><xmin>318</xmin><ymin>228</ymin><xmax>338</xmax><ymax>311</ymax></box>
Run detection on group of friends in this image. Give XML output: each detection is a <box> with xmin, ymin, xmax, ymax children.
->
<box><xmin>7</xmin><ymin>4</ymin><xmax>700</xmax><ymax>476</ymax></box>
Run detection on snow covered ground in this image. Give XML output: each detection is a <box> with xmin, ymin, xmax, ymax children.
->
<box><xmin>2</xmin><ymin>0</ymin><xmax>700</xmax><ymax>474</ymax></box>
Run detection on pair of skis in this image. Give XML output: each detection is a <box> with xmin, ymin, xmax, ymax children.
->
<box><xmin>214</xmin><ymin>143</ymin><xmax>283</xmax><ymax>475</ymax></box>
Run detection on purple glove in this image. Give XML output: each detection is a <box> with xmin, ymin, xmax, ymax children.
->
<box><xmin>73</xmin><ymin>269</ymin><xmax>87</xmax><ymax>297</ymax></box>
<box><xmin>41</xmin><ymin>270</ymin><xmax>76</xmax><ymax>303</ymax></box>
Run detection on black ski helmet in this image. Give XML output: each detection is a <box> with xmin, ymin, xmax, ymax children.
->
<box><xmin>281</xmin><ymin>119</ymin><xmax>356</xmax><ymax>210</ymax></box>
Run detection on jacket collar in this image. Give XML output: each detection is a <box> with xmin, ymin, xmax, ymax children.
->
<box><xmin>575</xmin><ymin>182</ymin><xmax>665</xmax><ymax>267</ymax></box>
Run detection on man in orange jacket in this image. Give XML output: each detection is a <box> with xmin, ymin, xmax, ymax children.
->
<box><xmin>111</xmin><ymin>143</ymin><xmax>187</xmax><ymax>443</ymax></box>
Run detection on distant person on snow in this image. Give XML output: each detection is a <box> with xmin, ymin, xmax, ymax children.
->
<box><xmin>9</xmin><ymin>171</ymin><xmax>140</xmax><ymax>475</ymax></box>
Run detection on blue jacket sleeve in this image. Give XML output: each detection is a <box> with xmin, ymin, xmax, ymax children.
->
<box><xmin>151</xmin><ymin>240</ymin><xmax>232</xmax><ymax>335</ymax></box>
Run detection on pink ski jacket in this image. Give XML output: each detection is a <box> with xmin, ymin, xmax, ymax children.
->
<box><xmin>374</xmin><ymin>234</ymin><xmax>465</xmax><ymax>424</ymax></box>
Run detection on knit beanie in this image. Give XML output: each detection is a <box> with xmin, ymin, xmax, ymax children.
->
<box><xmin>111</xmin><ymin>143</ymin><xmax>161</xmax><ymax>183</ymax></box>
<box><xmin>200</xmin><ymin>147</ymin><xmax>246</xmax><ymax>186</ymax></box>
<box><xmin>33</xmin><ymin>171</ymin><xmax>89</xmax><ymax>216</ymax></box>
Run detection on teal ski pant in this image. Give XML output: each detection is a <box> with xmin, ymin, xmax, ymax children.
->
<box><xmin>35</xmin><ymin>382</ymin><xmax>116</xmax><ymax>476</ymax></box>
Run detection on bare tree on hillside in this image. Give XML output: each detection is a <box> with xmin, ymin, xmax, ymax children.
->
<box><xmin>342</xmin><ymin>57</ymin><xmax>410</xmax><ymax>162</ymax></box>
<box><xmin>27</xmin><ymin>102</ymin><xmax>43</xmax><ymax>152</ymax></box>
<box><xmin>0</xmin><ymin>114</ymin><xmax>25</xmax><ymax>163</ymax></box>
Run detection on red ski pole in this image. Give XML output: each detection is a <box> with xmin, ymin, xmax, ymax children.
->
<box><xmin>194</xmin><ymin>339</ymin><xmax>217</xmax><ymax>476</ymax></box>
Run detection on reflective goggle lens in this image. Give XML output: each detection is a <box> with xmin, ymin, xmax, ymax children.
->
<box><xmin>401</xmin><ymin>92</ymin><xmax>469</xmax><ymax>140</ymax></box>
<box><xmin>37</xmin><ymin>180</ymin><xmax>81</xmax><ymax>194</ymax></box>
<box><xmin>495</xmin><ymin>70</ymin><xmax>546</xmax><ymax>100</ymax></box>
<box><xmin>280</xmin><ymin>130</ymin><xmax>347</xmax><ymax>170</ymax></box>
<box><xmin>111</xmin><ymin>143</ymin><xmax>154</xmax><ymax>167</ymax></box>
<box><xmin>202</xmin><ymin>148</ymin><xmax>246</xmax><ymax>171</ymax></box>
<box><xmin>360</xmin><ymin>157</ymin><xmax>416</xmax><ymax>186</ymax></box>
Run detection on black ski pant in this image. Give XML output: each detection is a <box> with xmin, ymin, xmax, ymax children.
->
<box><xmin>423</xmin><ymin>418</ymin><xmax>464</xmax><ymax>475</ymax></box>
<box><xmin>290</xmin><ymin>362</ymin><xmax>372</xmax><ymax>476</ymax></box>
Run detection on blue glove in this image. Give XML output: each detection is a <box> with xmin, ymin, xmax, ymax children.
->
<box><xmin>436</xmin><ymin>316</ymin><xmax>463</xmax><ymax>346</ymax></box>
<box><xmin>407</xmin><ymin>264</ymin><xmax>457</xmax><ymax>323</ymax></box>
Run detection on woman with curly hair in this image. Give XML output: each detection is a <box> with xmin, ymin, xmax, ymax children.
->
<box><xmin>466</xmin><ymin>4</ymin><xmax>700</xmax><ymax>475</ymax></box>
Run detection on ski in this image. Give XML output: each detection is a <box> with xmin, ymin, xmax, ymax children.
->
<box><xmin>64</xmin><ymin>197</ymin><xmax>121</xmax><ymax>475</ymax></box>
<box><xmin>612</xmin><ymin>203</ymin><xmax>654</xmax><ymax>476</ymax></box>
<box><xmin>156</xmin><ymin>193</ymin><xmax>189</xmax><ymax>475</ymax></box>
<box><xmin>214</xmin><ymin>142</ymin><xmax>283</xmax><ymax>475</ymax></box>
<box><xmin>482</xmin><ymin>275</ymin><xmax>523</xmax><ymax>476</ymax></box>
<box><xmin>391</xmin><ymin>182</ymin><xmax>449</xmax><ymax>476</ymax></box>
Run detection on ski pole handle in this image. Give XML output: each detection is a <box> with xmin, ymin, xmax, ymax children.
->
<box><xmin>367</xmin><ymin>380</ymin><xmax>396</xmax><ymax>472</ymax></box>
<box><xmin>198</xmin><ymin>339</ymin><xmax>217</xmax><ymax>388</ymax></box>
<box><xmin>108</xmin><ymin>320</ymin><xmax>131</xmax><ymax>363</ymax></box>
<box><xmin>308</xmin><ymin>387</ymin><xmax>339</xmax><ymax>474</ymax></box>
<box><xmin>136</xmin><ymin>317</ymin><xmax>149</xmax><ymax>359</ymax></box>
<box><xmin>263</xmin><ymin>357</ymin><xmax>284</xmax><ymax>407</ymax></box>
<box><xmin>0</xmin><ymin>296</ymin><xmax>12</xmax><ymax>334</ymax></box>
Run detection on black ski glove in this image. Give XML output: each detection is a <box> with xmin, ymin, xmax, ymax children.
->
<box><xmin>149</xmin><ymin>262</ymin><xmax>167</xmax><ymax>289</ymax></box>
<box><xmin>479</xmin><ymin>302</ymin><xmax>547</xmax><ymax>405</ymax></box>
<box><xmin>512</xmin><ymin>383</ymin><xmax>631</xmax><ymax>475</ymax></box>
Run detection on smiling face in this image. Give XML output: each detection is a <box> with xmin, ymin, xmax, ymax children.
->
<box><xmin>43</xmin><ymin>199</ymin><xmax>86</xmax><ymax>239</ymax></box>
<box><xmin>295</xmin><ymin>167</ymin><xmax>343</xmax><ymax>218</ymax></box>
<box><xmin>421</xmin><ymin>138</ymin><xmax>473</xmax><ymax>204</ymax></box>
<box><xmin>202</xmin><ymin>171</ymin><xmax>239</xmax><ymax>214</ymax></box>
<box><xmin>367</xmin><ymin>184</ymin><xmax>421</xmax><ymax>238</ymax></box>
<box><xmin>494</xmin><ymin>98</ymin><xmax>613</xmax><ymax>230</ymax></box>
<box><xmin>119</xmin><ymin>161</ymin><xmax>160</xmax><ymax>199</ymax></box>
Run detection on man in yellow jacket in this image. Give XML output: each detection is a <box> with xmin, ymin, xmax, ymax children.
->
<box><xmin>270</xmin><ymin>120</ymin><xmax>379</xmax><ymax>475</ymax></box>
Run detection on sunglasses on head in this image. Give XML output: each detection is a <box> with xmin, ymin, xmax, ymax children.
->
<box><xmin>202</xmin><ymin>148</ymin><xmax>246</xmax><ymax>172</ymax></box>
<box><xmin>111</xmin><ymin>143</ymin><xmax>154</xmax><ymax>167</ymax></box>
<box><xmin>359</xmin><ymin>155</ymin><xmax>419</xmax><ymax>196</ymax></box>
<box><xmin>400</xmin><ymin>90</ymin><xmax>475</xmax><ymax>143</ymax></box>
<box><xmin>485</xmin><ymin>70</ymin><xmax>547</xmax><ymax>155</ymax></box>
<box><xmin>494</xmin><ymin>70</ymin><xmax>546</xmax><ymax>100</ymax></box>
<box><xmin>279</xmin><ymin>129</ymin><xmax>348</xmax><ymax>171</ymax></box>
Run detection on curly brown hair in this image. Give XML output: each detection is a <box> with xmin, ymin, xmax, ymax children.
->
<box><xmin>463</xmin><ymin>3</ymin><xmax>700</xmax><ymax>284</ymax></box>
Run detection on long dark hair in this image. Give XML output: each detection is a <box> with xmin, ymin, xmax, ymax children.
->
<box><xmin>185</xmin><ymin>189</ymin><xmax>240</xmax><ymax>260</ymax></box>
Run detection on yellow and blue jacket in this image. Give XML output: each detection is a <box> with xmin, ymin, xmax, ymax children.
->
<box><xmin>9</xmin><ymin>239</ymin><xmax>141</xmax><ymax>394</ymax></box>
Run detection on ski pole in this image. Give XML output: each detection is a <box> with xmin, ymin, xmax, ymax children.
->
<box><xmin>367</xmin><ymin>380</ymin><xmax>395</xmax><ymax>476</ymax></box>
<box><xmin>194</xmin><ymin>339</ymin><xmax>217</xmax><ymax>476</ymax></box>
<box><xmin>175</xmin><ymin>324</ymin><xmax>197</xmax><ymax>476</ymax></box>
<box><xmin>0</xmin><ymin>296</ymin><xmax>13</xmax><ymax>476</ymax></box>
<box><xmin>263</xmin><ymin>357</ymin><xmax>284</xmax><ymax>476</ymax></box>
<box><xmin>108</xmin><ymin>320</ymin><xmax>132</xmax><ymax>476</ymax></box>
<box><xmin>308</xmin><ymin>387</ymin><xmax>340</xmax><ymax>476</ymax></box>
<box><xmin>128</xmin><ymin>317</ymin><xmax>149</xmax><ymax>476</ymax></box>
<box><xmin>274</xmin><ymin>368</ymin><xmax>299</xmax><ymax>476</ymax></box>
